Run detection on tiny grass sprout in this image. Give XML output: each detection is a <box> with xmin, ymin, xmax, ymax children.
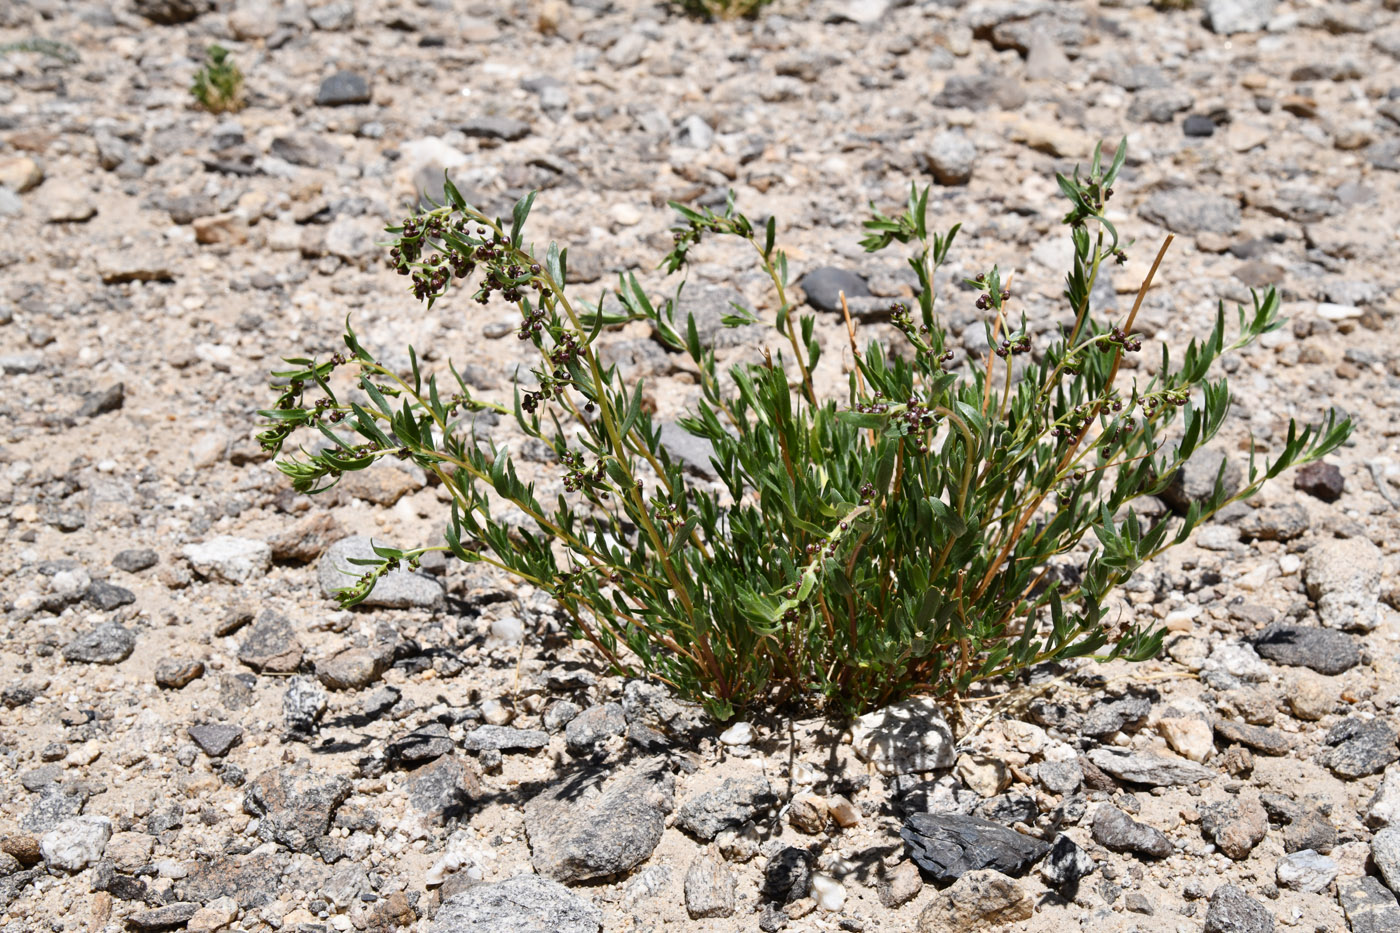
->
<box><xmin>191</xmin><ymin>44</ymin><xmax>244</xmax><ymax>114</ymax></box>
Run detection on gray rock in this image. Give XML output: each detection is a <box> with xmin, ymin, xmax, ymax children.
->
<box><xmin>77</xmin><ymin>383</ymin><xmax>124</xmax><ymax>418</ymax></box>
<box><xmin>269</xmin><ymin>133</ymin><xmax>342</xmax><ymax>168</ymax></box>
<box><xmin>606</xmin><ymin>32</ymin><xmax>646</xmax><ymax>69</ymax></box>
<box><xmin>1200</xmin><ymin>796</ymin><xmax>1269</xmax><ymax>859</ymax></box>
<box><xmin>925</xmin><ymin>131</ymin><xmax>975</xmax><ymax>186</ymax></box>
<box><xmin>462</xmin><ymin>725</ymin><xmax>549</xmax><ymax>752</ymax></box>
<box><xmin>21</xmin><ymin>785</ymin><xmax>88</xmax><ymax>833</ymax></box>
<box><xmin>1371</xmin><ymin>827</ymin><xmax>1400</xmax><ymax>894</ymax></box>
<box><xmin>1040</xmin><ymin>834</ymin><xmax>1095</xmax><ymax>887</ymax></box>
<box><xmin>182</xmin><ymin>536</ymin><xmax>271</xmax><ymax>584</ymax></box>
<box><xmin>1274</xmin><ymin>849</ymin><xmax>1337</xmax><ymax>893</ymax></box>
<box><xmin>676</xmin><ymin>775</ymin><xmax>776</xmax><ymax>840</ymax></box>
<box><xmin>318</xmin><ymin>536</ymin><xmax>444</xmax><ymax>610</ymax></box>
<box><xmin>674</xmin><ymin>114</ymin><xmax>714</xmax><ymax>150</ymax></box>
<box><xmin>155</xmin><ymin>659</ymin><xmax>205</xmax><ymax>690</ymax></box>
<box><xmin>900</xmin><ymin>813</ymin><xmax>1051</xmax><ymax>883</ymax></box>
<box><xmin>665</xmin><ymin>283</ymin><xmax>762</xmax><ymax>349</ymax></box>
<box><xmin>387</xmin><ymin>723</ymin><xmax>454</xmax><ymax>766</ymax></box>
<box><xmin>1140</xmin><ymin>191</ymin><xmax>1243</xmax><ymax>236</ymax></box>
<box><xmin>1086</xmin><ymin>747</ymin><xmax>1215</xmax><ymax>786</ymax></box>
<box><xmin>1367</xmin><ymin>765</ymin><xmax>1400</xmax><ymax>828</ymax></box>
<box><xmin>684</xmin><ymin>852</ymin><xmax>735</xmax><ymax>918</ymax></box>
<box><xmin>1213</xmin><ymin>720</ymin><xmax>1291</xmax><ymax>757</ymax></box>
<box><xmin>1081</xmin><ymin>695</ymin><xmax>1150</xmax><ymax>736</ymax></box>
<box><xmin>173</xmin><ymin>852</ymin><xmax>286</xmax><ymax>910</ymax></box>
<box><xmin>1204</xmin><ymin>0</ymin><xmax>1277</xmax><ymax>35</ymax></box>
<box><xmin>62</xmin><ymin>623</ymin><xmax>135</xmax><ymax>665</ymax></box>
<box><xmin>916</xmin><ymin>868</ymin><xmax>1033</xmax><ymax>932</ymax></box>
<box><xmin>1036</xmin><ymin>760</ymin><xmax>1083</xmax><ymax>795</ymax></box>
<box><xmin>133</xmin><ymin>0</ymin><xmax>210</xmax><ymax>24</ymax></box>
<box><xmin>1160</xmin><ymin>447</ymin><xmax>1242</xmax><ymax>513</ymax></box>
<box><xmin>800</xmin><ymin>266</ymin><xmax>871</xmax><ymax>312</ymax></box>
<box><xmin>238</xmin><ymin>611</ymin><xmax>304</xmax><ymax>674</ymax></box>
<box><xmin>1128</xmin><ymin>88</ymin><xmax>1195</xmax><ymax>123</ymax></box>
<box><xmin>1092</xmin><ymin>806</ymin><xmax>1173</xmax><ymax>859</ymax></box>
<box><xmin>544</xmin><ymin>700</ymin><xmax>582</xmax><ymax>733</ymax></box>
<box><xmin>1204</xmin><ymin>884</ymin><xmax>1274</xmax><ymax>933</ymax></box>
<box><xmin>308</xmin><ymin>0</ymin><xmax>353</xmax><ymax>30</ymax></box>
<box><xmin>1293</xmin><ymin>461</ymin><xmax>1344</xmax><ymax>502</ymax></box>
<box><xmin>317</xmin><ymin>645</ymin><xmax>391</xmax><ymax>691</ymax></box>
<box><xmin>621</xmin><ymin>679</ymin><xmax>709</xmax><ymax>739</ymax></box>
<box><xmin>880</xmin><ymin>859</ymin><xmax>924</xmax><ymax>908</ymax></box>
<box><xmin>565</xmin><ymin>703</ymin><xmax>627</xmax><ymax>755</ymax></box>
<box><xmin>1319</xmin><ymin>717</ymin><xmax>1399</xmax><ymax>778</ymax></box>
<box><xmin>657</xmin><ymin>422</ymin><xmax>720</xmax><ymax>481</ymax></box>
<box><xmin>407</xmin><ymin>755</ymin><xmax>480</xmax><ymax>825</ymax></box>
<box><xmin>125</xmin><ymin>904</ymin><xmax>199</xmax><ymax>931</ymax></box>
<box><xmin>1252</xmin><ymin>624</ymin><xmax>1360</xmax><ymax>675</ymax></box>
<box><xmin>1304</xmin><ymin>538</ymin><xmax>1382</xmax><ymax>631</ymax></box>
<box><xmin>431</xmin><ymin>875</ymin><xmax>601</xmax><ymax>933</ymax></box>
<box><xmin>524</xmin><ymin>758</ymin><xmax>673</xmax><ymax>882</ymax></box>
<box><xmin>1338</xmin><ymin>876</ymin><xmax>1400</xmax><ymax>933</ymax></box>
<box><xmin>316</xmin><ymin>71</ymin><xmax>371</xmax><ymax>107</ymax></box>
<box><xmin>277</xmin><ymin>677</ymin><xmax>325</xmax><ymax>738</ymax></box>
<box><xmin>934</xmin><ymin>74</ymin><xmax>1026</xmax><ymax>111</ymax></box>
<box><xmin>1237</xmin><ymin>504</ymin><xmax>1309</xmax><ymax>541</ymax></box>
<box><xmin>39</xmin><ymin>816</ymin><xmax>111</xmax><ymax>872</ymax></box>
<box><xmin>242</xmin><ymin>768</ymin><xmax>350</xmax><ymax>852</ymax></box>
<box><xmin>187</xmin><ymin>723</ymin><xmax>243</xmax><ymax>758</ymax></box>
<box><xmin>84</xmin><ymin>581</ymin><xmax>134</xmax><ymax>611</ymax></box>
<box><xmin>762</xmin><ymin>846</ymin><xmax>812</xmax><ymax>903</ymax></box>
<box><xmin>461</xmin><ymin>117</ymin><xmax>531</xmax><ymax>142</ymax></box>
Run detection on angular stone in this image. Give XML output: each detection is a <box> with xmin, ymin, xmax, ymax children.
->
<box><xmin>267</xmin><ymin>512</ymin><xmax>339</xmax><ymax>562</ymax></box>
<box><xmin>933</xmin><ymin>74</ymin><xmax>1026</xmax><ymax>111</ymax></box>
<box><xmin>1086</xmin><ymin>747</ymin><xmax>1215</xmax><ymax>786</ymax></box>
<box><xmin>1204</xmin><ymin>0</ymin><xmax>1277</xmax><ymax>35</ymax></box>
<box><xmin>1159</xmin><ymin>717</ymin><xmax>1215</xmax><ymax>763</ymax></box>
<box><xmin>880</xmin><ymin>859</ymin><xmax>924</xmax><ymax>908</ymax></box>
<box><xmin>1338</xmin><ymin>876</ymin><xmax>1400</xmax><ymax>933</ymax></box>
<box><xmin>461</xmin><ymin>116</ymin><xmax>531</xmax><ymax>141</ymax></box>
<box><xmin>799</xmin><ymin>266</ymin><xmax>871</xmax><ymax>313</ymax></box>
<box><xmin>133</xmin><ymin>0</ymin><xmax>210</xmax><ymax>25</ymax></box>
<box><xmin>851</xmin><ymin>697</ymin><xmax>956</xmax><ymax>775</ymax></box>
<box><xmin>431</xmin><ymin>875</ymin><xmax>601</xmax><ymax>933</ymax></box>
<box><xmin>901</xmin><ymin>813</ymin><xmax>1050</xmax><ymax>883</ymax></box>
<box><xmin>62</xmin><ymin>623</ymin><xmax>135</xmax><ymax>665</ymax></box>
<box><xmin>1082</xmin><ymin>695</ymin><xmax>1151</xmax><ymax>736</ymax></box>
<box><xmin>317</xmin><ymin>645</ymin><xmax>391</xmax><ymax>691</ymax></box>
<box><xmin>762</xmin><ymin>846</ymin><xmax>812</xmax><ymax>903</ymax></box>
<box><xmin>1161</xmin><ymin>447</ymin><xmax>1243</xmax><ymax>513</ymax></box>
<box><xmin>282</xmin><ymin>676</ymin><xmax>327</xmax><ymax>735</ymax></box>
<box><xmin>1304</xmin><ymin>538</ymin><xmax>1382</xmax><ymax>630</ymax></box>
<box><xmin>387</xmin><ymin>723</ymin><xmax>453</xmax><ymax>766</ymax></box>
<box><xmin>916</xmin><ymin>869</ymin><xmax>1033</xmax><ymax>933</ymax></box>
<box><xmin>407</xmin><ymin>755</ymin><xmax>481</xmax><ymax>826</ymax></box>
<box><xmin>237</xmin><ymin>612</ymin><xmax>304</xmax><ymax>674</ymax></box>
<box><xmin>316</xmin><ymin>71</ymin><xmax>370</xmax><ymax>106</ymax></box>
<box><xmin>1201</xmin><ymin>796</ymin><xmax>1268</xmax><ymax>859</ymax></box>
<box><xmin>1213</xmin><ymin>720</ymin><xmax>1291</xmax><ymax>757</ymax></box>
<box><xmin>1369</xmin><ymin>827</ymin><xmax>1400</xmax><ymax>895</ymax></box>
<box><xmin>565</xmin><ymin>703</ymin><xmax>626</xmax><ymax>755</ymax></box>
<box><xmin>462</xmin><ymin>725</ymin><xmax>548</xmax><ymax>752</ymax></box>
<box><xmin>125</xmin><ymin>903</ymin><xmax>199</xmax><ymax>931</ymax></box>
<box><xmin>1319</xmin><ymin>717</ymin><xmax>1399</xmax><ymax>778</ymax></box>
<box><xmin>187</xmin><ymin>723</ymin><xmax>243</xmax><ymax>758</ymax></box>
<box><xmin>1294</xmin><ymin>462</ymin><xmax>1344</xmax><ymax>502</ymax></box>
<box><xmin>174</xmin><ymin>853</ymin><xmax>286</xmax><ymax>910</ymax></box>
<box><xmin>242</xmin><ymin>769</ymin><xmax>351</xmax><ymax>852</ymax></box>
<box><xmin>112</xmin><ymin>548</ymin><xmax>159</xmax><ymax>572</ymax></box>
<box><xmin>684</xmin><ymin>852</ymin><xmax>735</xmax><ymax>919</ymax></box>
<box><xmin>85</xmin><ymin>581</ymin><xmax>135</xmax><ymax>611</ymax></box>
<box><xmin>1367</xmin><ymin>765</ymin><xmax>1400</xmax><ymax>828</ymax></box>
<box><xmin>1140</xmin><ymin>191</ymin><xmax>1242</xmax><ymax>237</ymax></box>
<box><xmin>1252</xmin><ymin>624</ymin><xmax>1360</xmax><ymax>675</ymax></box>
<box><xmin>1204</xmin><ymin>883</ymin><xmax>1275</xmax><ymax>933</ymax></box>
<box><xmin>676</xmin><ymin>774</ymin><xmax>776</xmax><ymax>841</ymax></box>
<box><xmin>39</xmin><ymin>816</ymin><xmax>111</xmax><ymax>872</ymax></box>
<box><xmin>1274</xmin><ymin>849</ymin><xmax>1337</xmax><ymax>893</ymax></box>
<box><xmin>1040</xmin><ymin>834</ymin><xmax>1095</xmax><ymax>887</ymax></box>
<box><xmin>524</xmin><ymin>758</ymin><xmax>673</xmax><ymax>882</ymax></box>
<box><xmin>1092</xmin><ymin>806</ymin><xmax>1173</xmax><ymax>859</ymax></box>
<box><xmin>182</xmin><ymin>536</ymin><xmax>271</xmax><ymax>584</ymax></box>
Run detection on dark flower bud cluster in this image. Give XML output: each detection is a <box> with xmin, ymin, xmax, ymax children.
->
<box><xmin>994</xmin><ymin>334</ymin><xmax>1031</xmax><ymax>359</ymax></box>
<box><xmin>1102</xmin><ymin>327</ymin><xmax>1141</xmax><ymax>353</ymax></box>
<box><xmin>560</xmin><ymin>449</ymin><xmax>607</xmax><ymax>494</ymax></box>
<box><xmin>897</xmin><ymin>396</ymin><xmax>939</xmax><ymax>454</ymax></box>
<box><xmin>651</xmin><ymin>496</ymin><xmax>680</xmax><ymax>522</ymax></box>
<box><xmin>521</xmin><ymin>374</ymin><xmax>565</xmax><ymax>415</ymax></box>
<box><xmin>1050</xmin><ymin>403</ymin><xmax>1094</xmax><ymax>439</ymax></box>
<box><xmin>858</xmin><ymin>482</ymin><xmax>876</xmax><ymax>505</ymax></box>
<box><xmin>1140</xmin><ymin>388</ymin><xmax>1189</xmax><ymax>416</ymax></box>
<box><xmin>853</xmin><ymin>391</ymin><xmax>891</xmax><ymax>416</ymax></box>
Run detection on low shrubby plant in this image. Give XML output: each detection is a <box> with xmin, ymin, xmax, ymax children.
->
<box><xmin>0</xmin><ymin>38</ymin><xmax>80</xmax><ymax>64</ymax></box>
<box><xmin>259</xmin><ymin>141</ymin><xmax>1349</xmax><ymax>719</ymax></box>
<box><xmin>674</xmin><ymin>0</ymin><xmax>777</xmax><ymax>20</ymax></box>
<box><xmin>190</xmin><ymin>44</ymin><xmax>244</xmax><ymax>114</ymax></box>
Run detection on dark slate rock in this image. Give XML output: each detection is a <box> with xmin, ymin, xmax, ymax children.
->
<box><xmin>524</xmin><ymin>758</ymin><xmax>673</xmax><ymax>882</ymax></box>
<box><xmin>430</xmin><ymin>875</ymin><xmax>602</xmax><ymax>933</ymax></box>
<box><xmin>1338</xmin><ymin>876</ymin><xmax>1400</xmax><ymax>933</ymax></box>
<box><xmin>461</xmin><ymin>117</ymin><xmax>531</xmax><ymax>141</ymax></box>
<box><xmin>85</xmin><ymin>581</ymin><xmax>135</xmax><ymax>610</ymax></box>
<box><xmin>1213</xmin><ymin>720</ymin><xmax>1292</xmax><ymax>756</ymax></box>
<box><xmin>565</xmin><ymin>703</ymin><xmax>627</xmax><ymax>755</ymax></box>
<box><xmin>1081</xmin><ymin>695</ymin><xmax>1151</xmax><ymax>736</ymax></box>
<box><xmin>1319</xmin><ymin>718</ymin><xmax>1399</xmax><ymax>778</ymax></box>
<box><xmin>462</xmin><ymin>725</ymin><xmax>549</xmax><ymax>752</ymax></box>
<box><xmin>1139</xmin><ymin>190</ymin><xmax>1243</xmax><ymax>236</ymax></box>
<box><xmin>1183</xmin><ymin>114</ymin><xmax>1217</xmax><ymax>137</ymax></box>
<box><xmin>976</xmin><ymin>794</ymin><xmax>1038</xmax><ymax>826</ymax></box>
<box><xmin>238</xmin><ymin>611</ymin><xmax>304</xmax><ymax>674</ymax></box>
<box><xmin>20</xmin><ymin>786</ymin><xmax>87</xmax><ymax>833</ymax></box>
<box><xmin>133</xmin><ymin>0</ymin><xmax>210</xmax><ymax>24</ymax></box>
<box><xmin>762</xmin><ymin>846</ymin><xmax>812</xmax><ymax>903</ymax></box>
<box><xmin>1041</xmin><ymin>834</ymin><xmax>1095</xmax><ymax>887</ymax></box>
<box><xmin>112</xmin><ymin>549</ymin><xmax>159</xmax><ymax>572</ymax></box>
<box><xmin>1204</xmin><ymin>883</ymin><xmax>1275</xmax><ymax>933</ymax></box>
<box><xmin>187</xmin><ymin>723</ymin><xmax>243</xmax><ymax>758</ymax></box>
<box><xmin>387</xmin><ymin>723</ymin><xmax>453</xmax><ymax>767</ymax></box>
<box><xmin>799</xmin><ymin>267</ymin><xmax>870</xmax><ymax>312</ymax></box>
<box><xmin>125</xmin><ymin>903</ymin><xmax>199</xmax><ymax>930</ymax></box>
<box><xmin>676</xmin><ymin>775</ymin><xmax>777</xmax><ymax>840</ymax></box>
<box><xmin>406</xmin><ymin>755</ymin><xmax>480</xmax><ymax>825</ymax></box>
<box><xmin>62</xmin><ymin>623</ymin><xmax>135</xmax><ymax>665</ymax></box>
<box><xmin>1252</xmin><ymin>624</ymin><xmax>1360</xmax><ymax>675</ymax></box>
<box><xmin>242</xmin><ymin>768</ymin><xmax>351</xmax><ymax>852</ymax></box>
<box><xmin>933</xmin><ymin>73</ymin><xmax>1027</xmax><ymax>111</ymax></box>
<box><xmin>900</xmin><ymin>813</ymin><xmax>1050</xmax><ymax>883</ymax></box>
<box><xmin>316</xmin><ymin>72</ymin><xmax>371</xmax><ymax>106</ymax></box>
<box><xmin>1091</xmin><ymin>805</ymin><xmax>1173</xmax><ymax>859</ymax></box>
<box><xmin>1293</xmin><ymin>461</ymin><xmax>1344</xmax><ymax>502</ymax></box>
<box><xmin>77</xmin><ymin>383</ymin><xmax>124</xmax><ymax>418</ymax></box>
<box><xmin>1160</xmin><ymin>447</ymin><xmax>1242</xmax><ymax>514</ymax></box>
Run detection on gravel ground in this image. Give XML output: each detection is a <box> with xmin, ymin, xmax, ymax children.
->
<box><xmin>1</xmin><ymin>1</ymin><xmax>1399</xmax><ymax>932</ymax></box>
